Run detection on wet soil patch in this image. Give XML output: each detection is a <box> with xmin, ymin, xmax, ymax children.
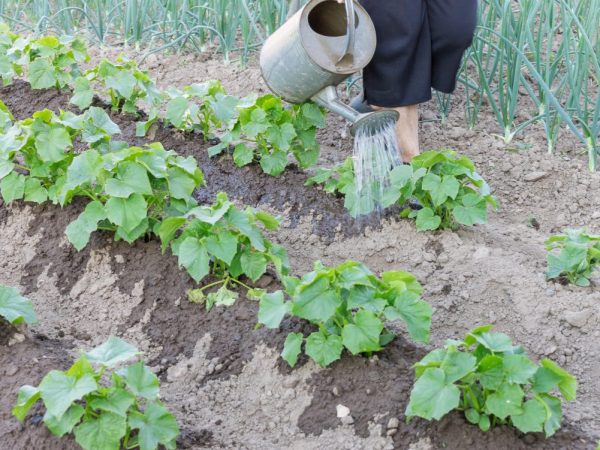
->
<box><xmin>0</xmin><ymin>80</ymin><xmax>391</xmax><ymax>243</ymax></box>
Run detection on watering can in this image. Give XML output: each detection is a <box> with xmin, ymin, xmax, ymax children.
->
<box><xmin>260</xmin><ymin>0</ymin><xmax>399</xmax><ymax>135</ymax></box>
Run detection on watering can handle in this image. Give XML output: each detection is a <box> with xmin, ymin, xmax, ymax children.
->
<box><xmin>336</xmin><ymin>0</ymin><xmax>356</xmax><ymax>67</ymax></box>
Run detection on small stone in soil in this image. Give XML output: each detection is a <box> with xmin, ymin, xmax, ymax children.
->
<box><xmin>336</xmin><ymin>404</ymin><xmax>350</xmax><ymax>418</ymax></box>
<box><xmin>523</xmin><ymin>171</ymin><xmax>549</xmax><ymax>182</ymax></box>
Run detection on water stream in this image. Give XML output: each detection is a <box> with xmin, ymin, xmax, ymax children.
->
<box><xmin>351</xmin><ymin>119</ymin><xmax>402</xmax><ymax>216</ymax></box>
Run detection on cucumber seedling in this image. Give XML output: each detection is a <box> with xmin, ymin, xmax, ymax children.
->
<box><xmin>257</xmin><ymin>261</ymin><xmax>432</xmax><ymax>367</ymax></box>
<box><xmin>13</xmin><ymin>337</ymin><xmax>179</xmax><ymax>450</ymax></box>
<box><xmin>406</xmin><ymin>325</ymin><xmax>577</xmax><ymax>437</ymax></box>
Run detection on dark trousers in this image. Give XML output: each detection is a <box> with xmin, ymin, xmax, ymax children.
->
<box><xmin>360</xmin><ymin>0</ymin><xmax>478</xmax><ymax>107</ymax></box>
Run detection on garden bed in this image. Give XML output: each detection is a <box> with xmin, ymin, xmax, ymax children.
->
<box><xmin>1</xmin><ymin>54</ymin><xmax>599</xmax><ymax>450</ymax></box>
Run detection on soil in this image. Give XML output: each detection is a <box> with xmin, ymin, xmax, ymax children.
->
<box><xmin>0</xmin><ymin>50</ymin><xmax>599</xmax><ymax>450</ymax></box>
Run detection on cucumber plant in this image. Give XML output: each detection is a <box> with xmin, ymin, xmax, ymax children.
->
<box><xmin>0</xmin><ymin>285</ymin><xmax>37</xmax><ymax>326</ymax></box>
<box><xmin>0</xmin><ymin>24</ymin><xmax>23</xmax><ymax>86</ymax></box>
<box><xmin>161</xmin><ymin>192</ymin><xmax>290</xmax><ymax>307</ymax></box>
<box><xmin>385</xmin><ymin>150</ymin><xmax>498</xmax><ymax>231</ymax></box>
<box><xmin>18</xmin><ymin>34</ymin><xmax>89</xmax><ymax>90</ymax></box>
<box><xmin>545</xmin><ymin>229</ymin><xmax>600</xmax><ymax>286</ymax></box>
<box><xmin>136</xmin><ymin>80</ymin><xmax>239</xmax><ymax>141</ymax></box>
<box><xmin>406</xmin><ymin>325</ymin><xmax>577</xmax><ymax>437</ymax></box>
<box><xmin>13</xmin><ymin>337</ymin><xmax>179</xmax><ymax>450</ymax></box>
<box><xmin>72</xmin><ymin>56</ymin><xmax>161</xmax><ymax>114</ymax></box>
<box><xmin>63</xmin><ymin>142</ymin><xmax>204</xmax><ymax>248</ymax></box>
<box><xmin>210</xmin><ymin>95</ymin><xmax>325</xmax><ymax>176</ymax></box>
<box><xmin>305</xmin><ymin>157</ymin><xmax>370</xmax><ymax>216</ymax></box>
<box><xmin>0</xmin><ymin>107</ymin><xmax>121</xmax><ymax>205</ymax></box>
<box><xmin>257</xmin><ymin>261</ymin><xmax>432</xmax><ymax>367</ymax></box>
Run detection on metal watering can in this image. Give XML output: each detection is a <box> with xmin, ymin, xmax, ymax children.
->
<box><xmin>260</xmin><ymin>0</ymin><xmax>399</xmax><ymax>135</ymax></box>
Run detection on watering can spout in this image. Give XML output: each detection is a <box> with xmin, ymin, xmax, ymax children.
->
<box><xmin>312</xmin><ymin>86</ymin><xmax>399</xmax><ymax>136</ymax></box>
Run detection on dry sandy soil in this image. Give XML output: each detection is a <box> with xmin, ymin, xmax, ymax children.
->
<box><xmin>0</xmin><ymin>48</ymin><xmax>599</xmax><ymax>450</ymax></box>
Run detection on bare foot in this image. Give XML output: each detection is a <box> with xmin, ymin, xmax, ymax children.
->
<box><xmin>370</xmin><ymin>104</ymin><xmax>420</xmax><ymax>163</ymax></box>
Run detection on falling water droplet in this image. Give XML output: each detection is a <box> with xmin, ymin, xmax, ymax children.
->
<box><xmin>351</xmin><ymin>119</ymin><xmax>401</xmax><ymax>217</ymax></box>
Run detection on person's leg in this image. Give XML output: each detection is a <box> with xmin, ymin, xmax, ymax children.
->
<box><xmin>370</xmin><ymin>103</ymin><xmax>419</xmax><ymax>163</ymax></box>
<box><xmin>427</xmin><ymin>0</ymin><xmax>478</xmax><ymax>94</ymax></box>
<box><xmin>359</xmin><ymin>0</ymin><xmax>431</xmax><ymax>162</ymax></box>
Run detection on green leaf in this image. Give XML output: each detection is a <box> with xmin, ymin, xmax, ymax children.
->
<box><xmin>422</xmin><ymin>174</ymin><xmax>459</xmax><ymax>206</ymax></box>
<box><xmin>266</xmin><ymin>123</ymin><xmax>296</xmax><ymax>150</ymax></box>
<box><xmin>167</xmin><ymin>167</ymin><xmax>198</xmax><ymax>200</ymax></box>
<box><xmin>415</xmin><ymin>208</ymin><xmax>442</xmax><ymax>231</ymax></box>
<box><xmin>84</xmin><ymin>107</ymin><xmax>121</xmax><ymax>139</ymax></box>
<box><xmin>503</xmin><ymin>354</ymin><xmax>537</xmax><ymax>384</ymax></box>
<box><xmin>106</xmin><ymin>71</ymin><xmax>136</xmax><ymax>99</ymax></box>
<box><xmin>0</xmin><ymin>285</ymin><xmax>37</xmax><ymax>325</ymax></box>
<box><xmin>71</xmin><ymin>76</ymin><xmax>94</xmax><ymax>110</ymax></box>
<box><xmin>0</xmin><ymin>158</ymin><xmax>15</xmax><ymax>180</ymax></box>
<box><xmin>0</xmin><ymin>171</ymin><xmax>25</xmax><ymax>203</ymax></box>
<box><xmin>532</xmin><ymin>367</ymin><xmax>564</xmax><ymax>395</ymax></box>
<box><xmin>453</xmin><ymin>195</ymin><xmax>488</xmax><ymax>226</ymax></box>
<box><xmin>440</xmin><ymin>350</ymin><xmax>477</xmax><ymax>383</ymax></box>
<box><xmin>63</xmin><ymin>149</ymin><xmax>103</xmax><ymax>195</ymax></box>
<box><xmin>471</xmin><ymin>331</ymin><xmax>513</xmax><ymax>353</ymax></box>
<box><xmin>255</xmin><ymin>211</ymin><xmax>280</xmax><ymax>230</ymax></box>
<box><xmin>240</xmin><ymin>251</ymin><xmax>268</xmax><ymax>282</ymax></box>
<box><xmin>384</xmin><ymin>291</ymin><xmax>432</xmax><ymax>343</ymax></box>
<box><xmin>178</xmin><ymin>237</ymin><xmax>210</xmax><ymax>283</ymax></box>
<box><xmin>74</xmin><ymin>412</ymin><xmax>127</xmax><ymax>450</ymax></box>
<box><xmin>39</xmin><ymin>371</ymin><xmax>98</xmax><ymax>419</ymax></box>
<box><xmin>24</xmin><ymin>177</ymin><xmax>48</xmax><ymax>203</ymax></box>
<box><xmin>12</xmin><ymin>385</ymin><xmax>41</xmax><ymax>422</ymax></box>
<box><xmin>537</xmin><ymin>394</ymin><xmax>563</xmax><ymax>437</ymax></box>
<box><xmin>291</xmin><ymin>277</ymin><xmax>339</xmax><ymax>322</ymax></box>
<box><xmin>90</xmin><ymin>389</ymin><xmax>135</xmax><ymax>417</ymax></box>
<box><xmin>341</xmin><ymin>310</ymin><xmax>384</xmax><ymax>355</ymax></box>
<box><xmin>259</xmin><ymin>150</ymin><xmax>288</xmax><ymax>176</ymax></box>
<box><xmin>539</xmin><ymin>359</ymin><xmax>577</xmax><ymax>401</ymax></box>
<box><xmin>282</xmin><ymin>333</ymin><xmax>303</xmax><ymax>368</ymax></box>
<box><xmin>44</xmin><ymin>404</ymin><xmax>84</xmax><ymax>437</ymax></box>
<box><xmin>129</xmin><ymin>402</ymin><xmax>180</xmax><ymax>450</ymax></box>
<box><xmin>158</xmin><ymin>217</ymin><xmax>186</xmax><ymax>252</ymax></box>
<box><xmin>233</xmin><ymin>143</ymin><xmax>254</xmax><ymax>167</ymax></box>
<box><xmin>299</xmin><ymin>103</ymin><xmax>326</xmax><ymax>128</ymax></box>
<box><xmin>29</xmin><ymin>59</ymin><xmax>56</xmax><ymax>89</ymax></box>
<box><xmin>36</xmin><ymin>126</ymin><xmax>70</xmax><ymax>162</ymax></box>
<box><xmin>484</xmin><ymin>383</ymin><xmax>524</xmax><ymax>419</ymax></box>
<box><xmin>305</xmin><ymin>331</ymin><xmax>343</xmax><ymax>367</ymax></box>
<box><xmin>165</xmin><ymin>96</ymin><xmax>189</xmax><ymax>128</ymax></box>
<box><xmin>121</xmin><ymin>362</ymin><xmax>160</xmax><ymax>400</ymax></box>
<box><xmin>510</xmin><ymin>399</ymin><xmax>545</xmax><ymax>434</ymax></box>
<box><xmin>65</xmin><ymin>201</ymin><xmax>107</xmax><ymax>251</ymax></box>
<box><xmin>85</xmin><ymin>336</ymin><xmax>140</xmax><ymax>368</ymax></box>
<box><xmin>258</xmin><ymin>291</ymin><xmax>290</xmax><ymax>329</ymax></box>
<box><xmin>105</xmin><ymin>193</ymin><xmax>148</xmax><ymax>233</ymax></box>
<box><xmin>105</xmin><ymin>162</ymin><xmax>153</xmax><ymax>198</ymax></box>
<box><xmin>478</xmin><ymin>354</ymin><xmax>504</xmax><ymax>390</ymax></box>
<box><xmin>405</xmin><ymin>368</ymin><xmax>460</xmax><ymax>420</ymax></box>
<box><xmin>205</xmin><ymin>231</ymin><xmax>238</xmax><ymax>265</ymax></box>
<box><xmin>205</xmin><ymin>286</ymin><xmax>238</xmax><ymax>311</ymax></box>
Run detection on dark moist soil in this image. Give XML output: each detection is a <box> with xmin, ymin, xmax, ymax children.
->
<box><xmin>0</xmin><ymin>322</ymin><xmax>79</xmax><ymax>449</ymax></box>
<box><xmin>0</xmin><ymin>82</ymin><xmax>597</xmax><ymax>450</ymax></box>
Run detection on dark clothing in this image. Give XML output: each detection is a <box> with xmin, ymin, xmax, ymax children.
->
<box><xmin>360</xmin><ymin>0</ymin><xmax>478</xmax><ymax>107</ymax></box>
